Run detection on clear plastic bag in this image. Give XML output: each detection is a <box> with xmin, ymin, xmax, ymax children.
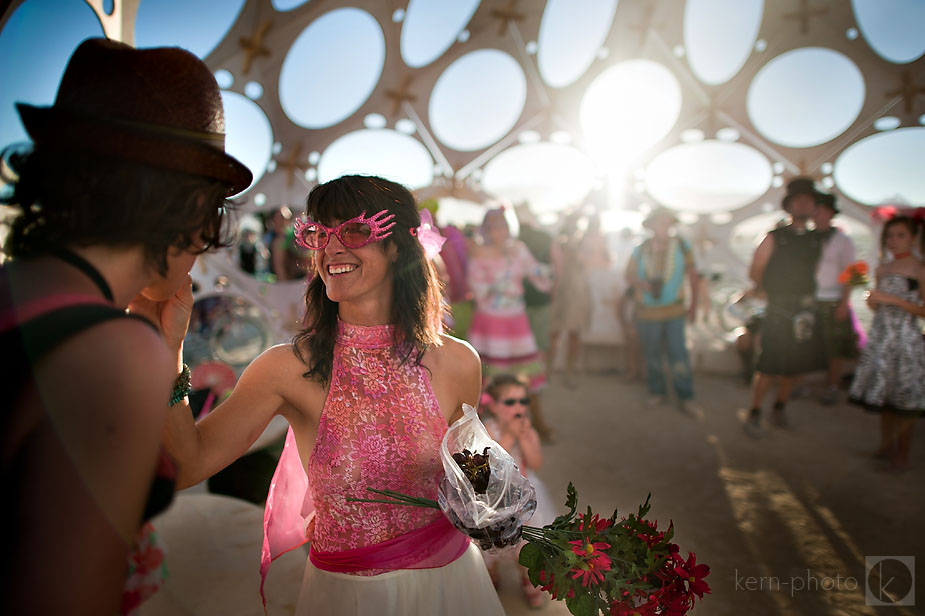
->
<box><xmin>437</xmin><ymin>403</ymin><xmax>537</xmax><ymax>553</ymax></box>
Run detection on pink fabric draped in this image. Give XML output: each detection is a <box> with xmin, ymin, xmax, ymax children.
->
<box><xmin>260</xmin><ymin>427</ymin><xmax>313</xmax><ymax>606</ymax></box>
<box><xmin>309</xmin><ymin>514</ymin><xmax>469</xmax><ymax>573</ymax></box>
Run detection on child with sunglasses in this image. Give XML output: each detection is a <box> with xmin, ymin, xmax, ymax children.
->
<box><xmin>480</xmin><ymin>374</ymin><xmax>555</xmax><ymax>609</ymax></box>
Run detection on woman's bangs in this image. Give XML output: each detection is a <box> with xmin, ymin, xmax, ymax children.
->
<box><xmin>306</xmin><ymin>184</ymin><xmax>365</xmax><ymax>226</ymax></box>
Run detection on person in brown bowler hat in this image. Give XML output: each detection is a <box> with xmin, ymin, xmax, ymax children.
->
<box><xmin>0</xmin><ymin>38</ymin><xmax>251</xmax><ymax>614</ymax></box>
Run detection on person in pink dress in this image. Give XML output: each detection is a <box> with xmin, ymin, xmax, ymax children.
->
<box><xmin>467</xmin><ymin>208</ymin><xmax>556</xmax><ymax>440</ymax></box>
<box><xmin>156</xmin><ymin>175</ymin><xmax>505</xmax><ymax>615</ymax></box>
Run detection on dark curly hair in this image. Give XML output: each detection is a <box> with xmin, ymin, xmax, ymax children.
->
<box><xmin>293</xmin><ymin>175</ymin><xmax>444</xmax><ymax>386</ymax></box>
<box><xmin>3</xmin><ymin>147</ymin><xmax>235</xmax><ymax>275</ymax></box>
<box><xmin>880</xmin><ymin>215</ymin><xmax>924</xmax><ymax>258</ymax></box>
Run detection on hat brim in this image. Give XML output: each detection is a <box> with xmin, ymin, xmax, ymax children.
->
<box><xmin>17</xmin><ymin>103</ymin><xmax>252</xmax><ymax>196</ymax></box>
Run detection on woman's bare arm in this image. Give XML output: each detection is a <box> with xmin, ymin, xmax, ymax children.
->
<box><xmin>164</xmin><ymin>344</ymin><xmax>311</xmax><ymax>488</ymax></box>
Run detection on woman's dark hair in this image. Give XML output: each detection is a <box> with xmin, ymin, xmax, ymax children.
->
<box><xmin>3</xmin><ymin>148</ymin><xmax>235</xmax><ymax>275</ymax></box>
<box><xmin>880</xmin><ymin>215</ymin><xmax>923</xmax><ymax>257</ymax></box>
<box><xmin>293</xmin><ymin>174</ymin><xmax>444</xmax><ymax>386</ymax></box>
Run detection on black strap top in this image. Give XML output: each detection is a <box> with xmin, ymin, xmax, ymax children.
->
<box><xmin>1</xmin><ymin>253</ymin><xmax>175</xmax><ymax>522</ymax></box>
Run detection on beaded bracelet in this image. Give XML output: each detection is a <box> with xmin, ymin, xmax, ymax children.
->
<box><xmin>169</xmin><ymin>363</ymin><xmax>192</xmax><ymax>407</ymax></box>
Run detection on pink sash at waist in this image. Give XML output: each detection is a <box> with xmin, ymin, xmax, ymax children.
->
<box><xmin>309</xmin><ymin>514</ymin><xmax>470</xmax><ymax>574</ymax></box>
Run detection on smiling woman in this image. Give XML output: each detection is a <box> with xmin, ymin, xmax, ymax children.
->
<box><xmin>159</xmin><ymin>174</ymin><xmax>506</xmax><ymax>616</ymax></box>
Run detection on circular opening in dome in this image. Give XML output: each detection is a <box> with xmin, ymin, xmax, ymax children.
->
<box><xmin>364</xmin><ymin>113</ymin><xmax>387</xmax><ymax>129</ymax></box>
<box><xmin>580</xmin><ymin>59</ymin><xmax>682</xmax><ymax>162</ymax></box>
<box><xmin>244</xmin><ymin>81</ymin><xmax>263</xmax><ymax>100</ymax></box>
<box><xmin>684</xmin><ymin>0</ymin><xmax>763</xmax><ymax>85</ymax></box>
<box><xmin>318</xmin><ymin>129</ymin><xmax>434</xmax><ymax>189</ymax></box>
<box><xmin>481</xmin><ymin>142</ymin><xmax>597</xmax><ymax>214</ymax></box>
<box><xmin>0</xmin><ymin>0</ymin><xmax>104</xmax><ymax>147</ymax></box>
<box><xmin>280</xmin><ymin>8</ymin><xmax>384</xmax><ymax>129</ymax></box>
<box><xmin>400</xmin><ymin>0</ymin><xmax>479</xmax><ymax>68</ymax></box>
<box><xmin>550</xmin><ymin>130</ymin><xmax>572</xmax><ymax>145</ymax></box>
<box><xmin>395</xmin><ymin>118</ymin><xmax>417</xmax><ymax>134</ymax></box>
<box><xmin>853</xmin><ymin>0</ymin><xmax>925</xmax><ymax>63</ymax></box>
<box><xmin>136</xmin><ymin>0</ymin><xmax>247</xmax><ymax>59</ymax></box>
<box><xmin>681</xmin><ymin>128</ymin><xmax>705</xmax><ymax>143</ymax></box>
<box><xmin>747</xmin><ymin>47</ymin><xmax>865</xmax><ymax>148</ymax></box>
<box><xmin>716</xmin><ymin>127</ymin><xmax>740</xmax><ymax>142</ymax></box>
<box><xmin>873</xmin><ymin>116</ymin><xmax>901</xmax><ymax>131</ymax></box>
<box><xmin>834</xmin><ymin>126</ymin><xmax>925</xmax><ymax>205</ymax></box>
<box><xmin>215</xmin><ymin>70</ymin><xmax>234</xmax><ymax>89</ymax></box>
<box><xmin>537</xmin><ymin>0</ymin><xmax>619</xmax><ymax>88</ymax></box>
<box><xmin>429</xmin><ymin>49</ymin><xmax>527</xmax><ymax>152</ymax></box>
<box><xmin>644</xmin><ymin>140</ymin><xmax>772</xmax><ymax>212</ymax></box>
<box><xmin>220</xmin><ymin>91</ymin><xmax>274</xmax><ymax>194</ymax></box>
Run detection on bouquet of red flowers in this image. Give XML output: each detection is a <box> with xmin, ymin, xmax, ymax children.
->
<box><xmin>519</xmin><ymin>484</ymin><xmax>709</xmax><ymax>616</ymax></box>
<box><xmin>350</xmin><ymin>407</ymin><xmax>710</xmax><ymax>615</ymax></box>
<box><xmin>837</xmin><ymin>261</ymin><xmax>869</xmax><ymax>287</ymax></box>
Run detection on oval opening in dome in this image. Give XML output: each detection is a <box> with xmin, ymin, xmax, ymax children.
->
<box><xmin>645</xmin><ymin>141</ymin><xmax>772</xmax><ymax>212</ymax></box>
<box><xmin>481</xmin><ymin>142</ymin><xmax>596</xmax><ymax>214</ymax></box>
<box><xmin>684</xmin><ymin>0</ymin><xmax>763</xmax><ymax>85</ymax></box>
<box><xmin>0</xmin><ymin>0</ymin><xmax>103</xmax><ymax>148</ymax></box>
<box><xmin>221</xmin><ymin>91</ymin><xmax>273</xmax><ymax>194</ymax></box>
<box><xmin>318</xmin><ymin>129</ymin><xmax>434</xmax><ymax>189</ymax></box>
<box><xmin>136</xmin><ymin>0</ymin><xmax>246</xmax><ymax>59</ymax></box>
<box><xmin>272</xmin><ymin>0</ymin><xmax>311</xmax><ymax>11</ymax></box>
<box><xmin>580</xmin><ymin>60</ymin><xmax>682</xmax><ymax>162</ymax></box>
<box><xmin>852</xmin><ymin>0</ymin><xmax>925</xmax><ymax>64</ymax></box>
<box><xmin>429</xmin><ymin>49</ymin><xmax>526</xmax><ymax>152</ymax></box>
<box><xmin>834</xmin><ymin>126</ymin><xmax>925</xmax><ymax>206</ymax></box>
<box><xmin>747</xmin><ymin>47</ymin><xmax>865</xmax><ymax>148</ymax></box>
<box><xmin>537</xmin><ymin>0</ymin><xmax>619</xmax><ymax>88</ymax></box>
<box><xmin>280</xmin><ymin>8</ymin><xmax>384</xmax><ymax>129</ymax></box>
<box><xmin>873</xmin><ymin>116</ymin><xmax>901</xmax><ymax>131</ymax></box>
<box><xmin>401</xmin><ymin>0</ymin><xmax>480</xmax><ymax>68</ymax></box>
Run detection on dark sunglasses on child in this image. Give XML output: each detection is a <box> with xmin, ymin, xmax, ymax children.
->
<box><xmin>500</xmin><ymin>397</ymin><xmax>530</xmax><ymax>407</ymax></box>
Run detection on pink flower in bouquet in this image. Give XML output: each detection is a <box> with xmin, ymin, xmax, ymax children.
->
<box><xmin>609</xmin><ymin>596</ymin><xmax>658</xmax><ymax>616</ymax></box>
<box><xmin>578</xmin><ymin>512</ymin><xmax>613</xmax><ymax>533</ymax></box>
<box><xmin>569</xmin><ymin>539</ymin><xmax>613</xmax><ymax>587</ymax></box>
<box><xmin>673</xmin><ymin>552</ymin><xmax>711</xmax><ymax>600</ymax></box>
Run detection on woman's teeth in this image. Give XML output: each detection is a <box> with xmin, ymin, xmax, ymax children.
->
<box><xmin>328</xmin><ymin>264</ymin><xmax>358</xmax><ymax>275</ymax></box>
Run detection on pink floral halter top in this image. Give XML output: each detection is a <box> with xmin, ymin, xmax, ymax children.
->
<box><xmin>307</xmin><ymin>320</ymin><xmax>447</xmax><ymax>558</ymax></box>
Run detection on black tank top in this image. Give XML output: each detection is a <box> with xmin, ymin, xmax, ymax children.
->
<box><xmin>762</xmin><ymin>226</ymin><xmax>823</xmax><ymax>304</ymax></box>
<box><xmin>0</xmin><ymin>250</ymin><xmax>175</xmax><ymax>522</ymax></box>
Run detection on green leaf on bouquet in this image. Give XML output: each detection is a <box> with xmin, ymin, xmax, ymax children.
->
<box><xmin>552</xmin><ymin>482</ymin><xmax>579</xmax><ymax>527</ymax></box>
<box><xmin>565</xmin><ymin>591</ymin><xmax>596</xmax><ymax>616</ymax></box>
<box><xmin>519</xmin><ymin>542</ymin><xmax>544</xmax><ymax>570</ymax></box>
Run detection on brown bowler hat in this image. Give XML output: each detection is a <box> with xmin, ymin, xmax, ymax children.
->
<box><xmin>16</xmin><ymin>38</ymin><xmax>252</xmax><ymax>196</ymax></box>
<box><xmin>782</xmin><ymin>176</ymin><xmax>827</xmax><ymax>211</ymax></box>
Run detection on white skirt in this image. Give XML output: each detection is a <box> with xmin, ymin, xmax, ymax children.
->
<box><xmin>295</xmin><ymin>542</ymin><xmax>505</xmax><ymax>615</ymax></box>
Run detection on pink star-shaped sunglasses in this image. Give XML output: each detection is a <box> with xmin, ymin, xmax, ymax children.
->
<box><xmin>293</xmin><ymin>210</ymin><xmax>396</xmax><ymax>250</ymax></box>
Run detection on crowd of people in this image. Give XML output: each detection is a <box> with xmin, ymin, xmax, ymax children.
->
<box><xmin>2</xmin><ymin>37</ymin><xmax>922</xmax><ymax>616</ymax></box>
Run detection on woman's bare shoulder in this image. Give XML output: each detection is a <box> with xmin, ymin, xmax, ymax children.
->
<box><xmin>250</xmin><ymin>342</ymin><xmax>311</xmax><ymax>376</ymax></box>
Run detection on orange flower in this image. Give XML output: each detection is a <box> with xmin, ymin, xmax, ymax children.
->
<box><xmin>855</xmin><ymin>261</ymin><xmax>869</xmax><ymax>275</ymax></box>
